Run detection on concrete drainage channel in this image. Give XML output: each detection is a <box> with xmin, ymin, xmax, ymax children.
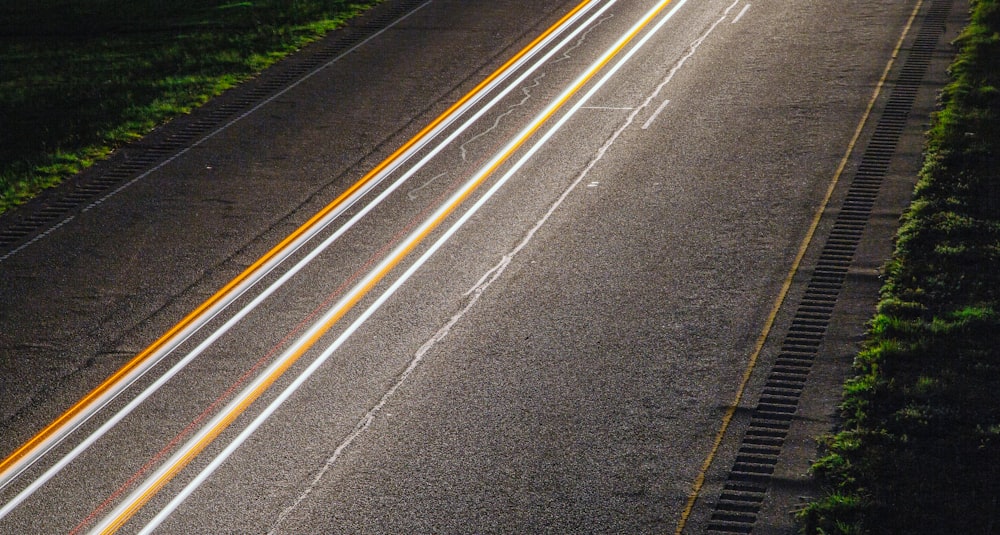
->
<box><xmin>0</xmin><ymin>0</ymin><xmax>430</xmax><ymax>261</ymax></box>
<box><xmin>0</xmin><ymin>0</ymin><xmax>964</xmax><ymax>531</ymax></box>
<box><xmin>702</xmin><ymin>0</ymin><xmax>958</xmax><ymax>533</ymax></box>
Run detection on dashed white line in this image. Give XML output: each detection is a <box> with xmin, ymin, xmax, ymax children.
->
<box><xmin>263</xmin><ymin>0</ymin><xmax>701</xmax><ymax>532</ymax></box>
<box><xmin>641</xmin><ymin>99</ymin><xmax>670</xmax><ymax>129</ymax></box>
<box><xmin>638</xmin><ymin>0</ymin><xmax>741</xmax><ymax>131</ymax></box>
<box><xmin>732</xmin><ymin>3</ymin><xmax>751</xmax><ymax>24</ymax></box>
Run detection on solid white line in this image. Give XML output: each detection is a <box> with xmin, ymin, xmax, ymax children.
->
<box><xmin>641</xmin><ymin>99</ymin><xmax>670</xmax><ymax>129</ymax></box>
<box><xmin>732</xmin><ymin>3</ymin><xmax>751</xmax><ymax>24</ymax></box>
<box><xmin>83</xmin><ymin>0</ymin><xmax>435</xmax><ymax>215</ymax></box>
<box><xmin>0</xmin><ymin>216</ymin><xmax>75</xmax><ymax>263</ymax></box>
<box><xmin>0</xmin><ymin>2</ymin><xmax>438</xmax><ymax>266</ymax></box>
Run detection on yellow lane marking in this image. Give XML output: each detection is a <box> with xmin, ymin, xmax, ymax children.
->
<box><xmin>673</xmin><ymin>1</ymin><xmax>926</xmax><ymax>532</ymax></box>
<box><xmin>0</xmin><ymin>0</ymin><xmax>596</xmax><ymax>492</ymax></box>
<box><xmin>94</xmin><ymin>1</ymin><xmax>683</xmax><ymax>531</ymax></box>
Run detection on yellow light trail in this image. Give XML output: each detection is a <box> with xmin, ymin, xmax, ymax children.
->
<box><xmin>0</xmin><ymin>0</ymin><xmax>596</xmax><ymax>505</ymax></box>
<box><xmin>92</xmin><ymin>0</ymin><xmax>686</xmax><ymax>531</ymax></box>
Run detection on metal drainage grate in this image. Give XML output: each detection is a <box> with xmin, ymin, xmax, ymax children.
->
<box><xmin>0</xmin><ymin>0</ymin><xmax>429</xmax><ymax>257</ymax></box>
<box><xmin>705</xmin><ymin>0</ymin><xmax>955</xmax><ymax>533</ymax></box>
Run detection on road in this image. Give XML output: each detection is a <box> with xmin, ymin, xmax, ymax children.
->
<box><xmin>0</xmin><ymin>0</ymin><xmax>954</xmax><ymax>532</ymax></box>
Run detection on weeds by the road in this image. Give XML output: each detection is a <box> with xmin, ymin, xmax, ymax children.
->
<box><xmin>799</xmin><ymin>0</ymin><xmax>1000</xmax><ymax>532</ymax></box>
<box><xmin>0</xmin><ymin>0</ymin><xmax>379</xmax><ymax>214</ymax></box>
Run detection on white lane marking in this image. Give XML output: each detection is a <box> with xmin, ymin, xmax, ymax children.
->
<box><xmin>641</xmin><ymin>98</ymin><xmax>670</xmax><ymax>129</ymax></box>
<box><xmin>0</xmin><ymin>0</ymin><xmax>610</xmax><ymax>517</ymax></box>
<box><xmin>9</xmin><ymin>0</ymin><xmax>613</xmax><ymax>496</ymax></box>
<box><xmin>1</xmin><ymin>0</ymin><xmax>448</xmax><ymax>497</ymax></box>
<box><xmin>266</xmin><ymin>0</ymin><xmax>703</xmax><ymax>531</ymax></box>
<box><xmin>732</xmin><ymin>3</ymin><xmax>751</xmax><ymax>24</ymax></box>
<box><xmin>138</xmin><ymin>0</ymin><xmax>693</xmax><ymax>532</ymax></box>
<box><xmin>0</xmin><ymin>1</ymin><xmax>437</xmax><ymax>265</ymax></box>
<box><xmin>81</xmin><ymin>3</ymin><xmax>623</xmax><ymax>532</ymax></box>
<box><xmin>0</xmin><ymin>216</ymin><xmax>75</xmax><ymax>263</ymax></box>
<box><xmin>638</xmin><ymin>0</ymin><xmax>741</xmax><ymax>131</ymax></box>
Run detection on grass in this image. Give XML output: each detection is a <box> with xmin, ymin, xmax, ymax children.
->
<box><xmin>799</xmin><ymin>0</ymin><xmax>1000</xmax><ymax>532</ymax></box>
<box><xmin>0</xmin><ymin>0</ymin><xmax>381</xmax><ymax>215</ymax></box>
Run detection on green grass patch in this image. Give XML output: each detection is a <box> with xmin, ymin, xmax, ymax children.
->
<box><xmin>0</xmin><ymin>0</ymin><xmax>381</xmax><ymax>215</ymax></box>
<box><xmin>800</xmin><ymin>0</ymin><xmax>1000</xmax><ymax>532</ymax></box>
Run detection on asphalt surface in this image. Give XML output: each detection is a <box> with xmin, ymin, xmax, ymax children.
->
<box><xmin>0</xmin><ymin>0</ymin><xmax>961</xmax><ymax>532</ymax></box>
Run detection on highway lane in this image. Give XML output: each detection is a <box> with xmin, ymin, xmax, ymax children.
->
<box><xmin>0</xmin><ymin>0</ymin><xmax>930</xmax><ymax>532</ymax></box>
